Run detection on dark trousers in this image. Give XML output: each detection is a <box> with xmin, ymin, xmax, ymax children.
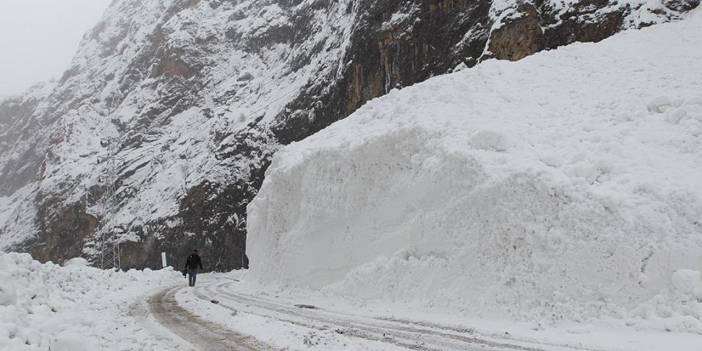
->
<box><xmin>188</xmin><ymin>269</ymin><xmax>198</xmax><ymax>287</ymax></box>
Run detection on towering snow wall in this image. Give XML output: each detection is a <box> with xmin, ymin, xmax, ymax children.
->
<box><xmin>0</xmin><ymin>0</ymin><xmax>698</xmax><ymax>269</ymax></box>
<box><xmin>247</xmin><ymin>10</ymin><xmax>702</xmax><ymax>328</ymax></box>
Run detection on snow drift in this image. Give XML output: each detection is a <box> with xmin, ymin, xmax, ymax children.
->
<box><xmin>0</xmin><ymin>253</ymin><xmax>180</xmax><ymax>350</ymax></box>
<box><xmin>247</xmin><ymin>10</ymin><xmax>702</xmax><ymax>331</ymax></box>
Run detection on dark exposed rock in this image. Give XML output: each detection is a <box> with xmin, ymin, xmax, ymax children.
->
<box><xmin>664</xmin><ymin>0</ymin><xmax>700</xmax><ymax>11</ymax></box>
<box><xmin>487</xmin><ymin>3</ymin><xmax>544</xmax><ymax>61</ymax></box>
<box><xmin>26</xmin><ymin>197</ymin><xmax>99</xmax><ymax>264</ymax></box>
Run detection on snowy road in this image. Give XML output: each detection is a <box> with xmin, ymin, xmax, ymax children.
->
<box><xmin>148</xmin><ymin>278</ymin><xmax>588</xmax><ymax>351</ymax></box>
<box><xmin>148</xmin><ymin>285</ymin><xmax>274</xmax><ymax>351</ymax></box>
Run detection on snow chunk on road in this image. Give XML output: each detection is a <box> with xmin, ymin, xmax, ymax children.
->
<box><xmin>247</xmin><ymin>10</ymin><xmax>702</xmax><ymax>332</ymax></box>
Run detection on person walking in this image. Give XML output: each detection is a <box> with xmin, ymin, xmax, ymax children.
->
<box><xmin>184</xmin><ymin>249</ymin><xmax>203</xmax><ymax>287</ymax></box>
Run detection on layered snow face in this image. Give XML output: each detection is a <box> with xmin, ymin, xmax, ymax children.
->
<box><xmin>0</xmin><ymin>253</ymin><xmax>181</xmax><ymax>350</ymax></box>
<box><xmin>247</xmin><ymin>10</ymin><xmax>702</xmax><ymax>330</ymax></box>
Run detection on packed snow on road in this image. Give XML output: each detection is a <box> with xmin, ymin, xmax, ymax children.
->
<box><xmin>2</xmin><ymin>6</ymin><xmax>702</xmax><ymax>351</ymax></box>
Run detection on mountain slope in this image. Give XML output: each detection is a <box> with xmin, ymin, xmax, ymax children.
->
<box><xmin>0</xmin><ymin>0</ymin><xmax>697</xmax><ymax>269</ymax></box>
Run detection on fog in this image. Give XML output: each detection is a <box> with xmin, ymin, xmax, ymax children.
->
<box><xmin>0</xmin><ymin>0</ymin><xmax>111</xmax><ymax>97</ymax></box>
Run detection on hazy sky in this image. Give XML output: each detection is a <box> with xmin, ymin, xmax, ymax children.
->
<box><xmin>0</xmin><ymin>0</ymin><xmax>111</xmax><ymax>97</ymax></box>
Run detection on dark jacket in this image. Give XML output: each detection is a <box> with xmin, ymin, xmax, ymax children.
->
<box><xmin>185</xmin><ymin>254</ymin><xmax>203</xmax><ymax>271</ymax></box>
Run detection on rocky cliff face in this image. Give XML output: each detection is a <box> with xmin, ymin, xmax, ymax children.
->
<box><xmin>0</xmin><ymin>0</ymin><xmax>696</xmax><ymax>270</ymax></box>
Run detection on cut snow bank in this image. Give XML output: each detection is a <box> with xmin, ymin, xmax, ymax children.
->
<box><xmin>0</xmin><ymin>253</ymin><xmax>182</xmax><ymax>350</ymax></box>
<box><xmin>247</xmin><ymin>10</ymin><xmax>702</xmax><ymax>331</ymax></box>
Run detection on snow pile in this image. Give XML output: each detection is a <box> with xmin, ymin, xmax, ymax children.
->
<box><xmin>0</xmin><ymin>253</ymin><xmax>181</xmax><ymax>350</ymax></box>
<box><xmin>632</xmin><ymin>268</ymin><xmax>702</xmax><ymax>332</ymax></box>
<box><xmin>247</xmin><ymin>10</ymin><xmax>702</xmax><ymax>331</ymax></box>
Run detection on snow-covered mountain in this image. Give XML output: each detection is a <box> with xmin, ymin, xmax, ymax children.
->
<box><xmin>0</xmin><ymin>0</ymin><xmax>697</xmax><ymax>269</ymax></box>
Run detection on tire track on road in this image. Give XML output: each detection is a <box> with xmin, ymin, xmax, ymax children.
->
<box><xmin>196</xmin><ymin>280</ymin><xmax>587</xmax><ymax>351</ymax></box>
<box><xmin>149</xmin><ymin>285</ymin><xmax>273</xmax><ymax>351</ymax></box>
